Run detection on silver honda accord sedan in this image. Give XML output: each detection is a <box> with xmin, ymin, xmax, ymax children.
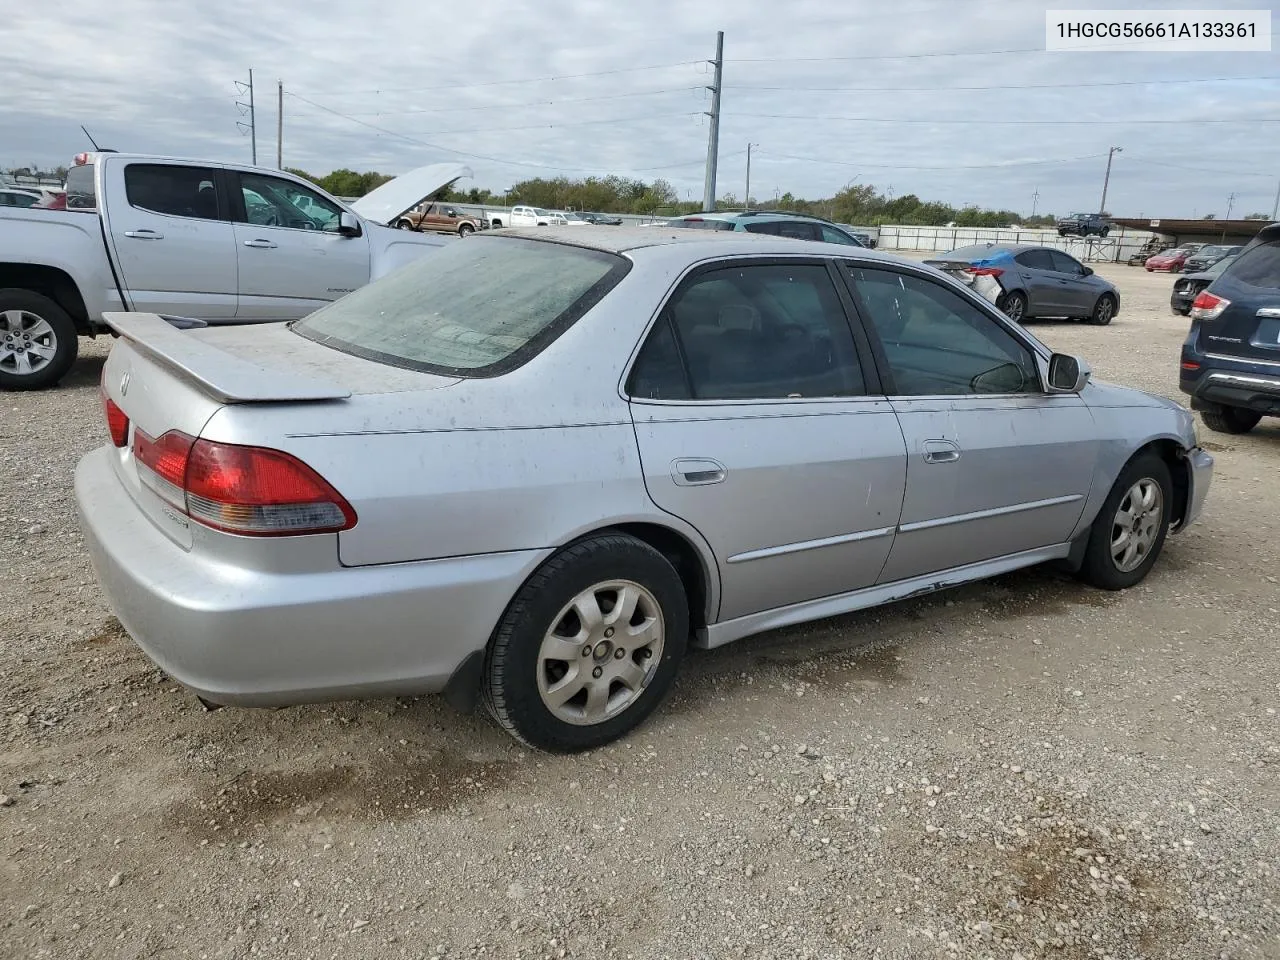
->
<box><xmin>76</xmin><ymin>229</ymin><xmax>1213</xmax><ymax>751</ymax></box>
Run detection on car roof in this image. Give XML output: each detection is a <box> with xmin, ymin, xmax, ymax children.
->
<box><xmin>475</xmin><ymin>226</ymin><xmax>914</xmax><ymax>264</ymax></box>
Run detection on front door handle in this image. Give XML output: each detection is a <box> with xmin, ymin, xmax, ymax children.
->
<box><xmin>243</xmin><ymin>239</ymin><xmax>278</xmax><ymax>249</ymax></box>
<box><xmin>123</xmin><ymin>229</ymin><xmax>164</xmax><ymax>240</ymax></box>
<box><xmin>672</xmin><ymin>458</ymin><xmax>726</xmax><ymax>486</ymax></box>
<box><xmin>922</xmin><ymin>439</ymin><xmax>961</xmax><ymax>464</ymax></box>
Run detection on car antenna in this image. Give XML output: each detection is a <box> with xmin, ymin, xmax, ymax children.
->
<box><xmin>81</xmin><ymin>126</ymin><xmax>103</xmax><ymax>150</ymax></box>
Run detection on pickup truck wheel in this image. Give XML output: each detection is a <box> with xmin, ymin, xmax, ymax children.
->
<box><xmin>396</xmin><ymin>219</ymin><xmax>414</xmax><ymax>230</ymax></box>
<box><xmin>0</xmin><ymin>289</ymin><xmax>79</xmax><ymax>391</ymax></box>
<box><xmin>458</xmin><ymin>223</ymin><xmax>474</xmax><ymax>237</ymax></box>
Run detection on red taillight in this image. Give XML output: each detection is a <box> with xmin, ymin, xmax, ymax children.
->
<box><xmin>966</xmin><ymin>266</ymin><xmax>1004</xmax><ymax>277</ymax></box>
<box><xmin>102</xmin><ymin>390</ymin><xmax>129</xmax><ymax>447</ymax></box>
<box><xmin>132</xmin><ymin>430</ymin><xmax>355</xmax><ymax>536</ymax></box>
<box><xmin>133</xmin><ymin>429</ymin><xmax>196</xmax><ymax>507</ymax></box>
<box><xmin>1190</xmin><ymin>291</ymin><xmax>1230</xmax><ymax>321</ymax></box>
<box><xmin>1181</xmin><ymin>361</ymin><xmax>1201</xmax><ymax>371</ymax></box>
<box><xmin>184</xmin><ymin>440</ymin><xmax>356</xmax><ymax>536</ymax></box>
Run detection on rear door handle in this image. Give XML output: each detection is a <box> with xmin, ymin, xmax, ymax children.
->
<box><xmin>672</xmin><ymin>458</ymin><xmax>726</xmax><ymax>486</ymax></box>
<box><xmin>123</xmin><ymin>229</ymin><xmax>163</xmax><ymax>240</ymax></box>
<box><xmin>922</xmin><ymin>439</ymin><xmax>961</xmax><ymax>464</ymax></box>
<box><xmin>243</xmin><ymin>239</ymin><xmax>278</xmax><ymax>249</ymax></box>
<box><xmin>1257</xmin><ymin>307</ymin><xmax>1280</xmax><ymax>318</ymax></box>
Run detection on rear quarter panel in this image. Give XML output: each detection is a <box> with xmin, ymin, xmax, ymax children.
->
<box><xmin>0</xmin><ymin>208</ymin><xmax>122</xmax><ymax>322</ymax></box>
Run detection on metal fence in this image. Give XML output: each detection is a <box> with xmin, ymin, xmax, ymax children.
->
<box><xmin>874</xmin><ymin>225</ymin><xmax>1161</xmax><ymax>264</ymax></box>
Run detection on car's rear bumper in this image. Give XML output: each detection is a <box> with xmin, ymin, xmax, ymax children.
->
<box><xmin>1180</xmin><ymin>340</ymin><xmax>1280</xmax><ymax>416</ymax></box>
<box><xmin>75</xmin><ymin>446</ymin><xmax>550</xmax><ymax>707</ymax></box>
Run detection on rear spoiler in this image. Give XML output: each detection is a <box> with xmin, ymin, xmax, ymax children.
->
<box><xmin>103</xmin><ymin>312</ymin><xmax>351</xmax><ymax>404</ymax></box>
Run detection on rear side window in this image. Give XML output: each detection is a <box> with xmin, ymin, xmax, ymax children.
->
<box><xmin>1014</xmin><ymin>249</ymin><xmax>1055</xmax><ymax>270</ymax></box>
<box><xmin>1223</xmin><ymin>241</ymin><xmax>1280</xmax><ymax>289</ymax></box>
<box><xmin>819</xmin><ymin>225</ymin><xmax>858</xmax><ymax>245</ymax></box>
<box><xmin>65</xmin><ymin>164</ymin><xmax>96</xmax><ymax>210</ymax></box>
<box><xmin>294</xmin><ymin>236</ymin><xmax>629</xmax><ymax>376</ymax></box>
<box><xmin>125</xmin><ymin>164</ymin><xmax>222</xmax><ymax>221</ymax></box>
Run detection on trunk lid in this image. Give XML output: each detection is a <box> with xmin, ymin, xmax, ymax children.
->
<box><xmin>349</xmin><ymin>162</ymin><xmax>473</xmax><ymax>226</ymax></box>
<box><xmin>1197</xmin><ymin>235</ymin><xmax>1280</xmax><ymax>361</ymax></box>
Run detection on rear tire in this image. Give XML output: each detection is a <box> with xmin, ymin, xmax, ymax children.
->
<box><xmin>1088</xmin><ymin>294</ymin><xmax>1116</xmax><ymax>326</ymax></box>
<box><xmin>1078</xmin><ymin>453</ymin><xmax>1172</xmax><ymax>591</ymax></box>
<box><xmin>1000</xmin><ymin>290</ymin><xmax>1028</xmax><ymax>323</ymax></box>
<box><xmin>0</xmin><ymin>288</ymin><xmax>79</xmax><ymax>391</ymax></box>
<box><xmin>483</xmin><ymin>533</ymin><xmax>689</xmax><ymax>752</ymax></box>
<box><xmin>1200</xmin><ymin>403</ymin><xmax>1262</xmax><ymax>435</ymax></box>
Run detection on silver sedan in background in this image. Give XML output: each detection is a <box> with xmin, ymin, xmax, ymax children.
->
<box><xmin>77</xmin><ymin>229</ymin><xmax>1212</xmax><ymax>751</ymax></box>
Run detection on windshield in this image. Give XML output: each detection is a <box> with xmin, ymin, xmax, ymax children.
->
<box><xmin>293</xmin><ymin>236</ymin><xmax>629</xmax><ymax>376</ymax></box>
<box><xmin>1196</xmin><ymin>245</ymin><xmax>1227</xmax><ymax>257</ymax></box>
<box><xmin>1206</xmin><ymin>256</ymin><xmax>1236</xmax><ymax>277</ymax></box>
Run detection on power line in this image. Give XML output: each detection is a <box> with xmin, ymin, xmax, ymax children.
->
<box><xmin>736</xmin><ymin>112</ymin><xmax>1280</xmax><ymax>125</ymax></box>
<box><xmin>299</xmin><ymin>60</ymin><xmax>703</xmax><ymax>98</ymax></box>
<box><xmin>731</xmin><ymin>74</ymin><xmax>1280</xmax><ymax>94</ymax></box>
<box><xmin>344</xmin><ymin>86</ymin><xmax>700</xmax><ymax>118</ymax></box>
<box><xmin>1120</xmin><ymin>155</ymin><xmax>1279</xmax><ymax>179</ymax></box>
<box><xmin>756</xmin><ymin>150</ymin><xmax>1109</xmax><ymax>171</ymax></box>
<box><xmin>406</xmin><ymin>112</ymin><xmax>704</xmax><ymax>137</ymax></box>
<box><xmin>286</xmin><ymin>90</ymin><xmax>717</xmax><ymax>175</ymax></box>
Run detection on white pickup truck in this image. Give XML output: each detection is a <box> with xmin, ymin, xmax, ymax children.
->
<box><xmin>0</xmin><ymin>153</ymin><xmax>472</xmax><ymax>390</ymax></box>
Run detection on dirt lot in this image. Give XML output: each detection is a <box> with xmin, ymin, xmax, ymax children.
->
<box><xmin>1</xmin><ymin>261</ymin><xmax>1277</xmax><ymax>960</ymax></box>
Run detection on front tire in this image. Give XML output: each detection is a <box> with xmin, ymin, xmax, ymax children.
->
<box><xmin>1078</xmin><ymin>454</ymin><xmax>1172</xmax><ymax>591</ymax></box>
<box><xmin>458</xmin><ymin>223</ymin><xmax>474</xmax><ymax>237</ymax></box>
<box><xmin>1088</xmin><ymin>293</ymin><xmax>1116</xmax><ymax>326</ymax></box>
<box><xmin>0</xmin><ymin>288</ymin><xmax>79</xmax><ymax>391</ymax></box>
<box><xmin>396</xmin><ymin>219</ymin><xmax>414</xmax><ymax>230</ymax></box>
<box><xmin>483</xmin><ymin>533</ymin><xmax>689</xmax><ymax>752</ymax></box>
<box><xmin>1200</xmin><ymin>402</ymin><xmax>1262</xmax><ymax>435</ymax></box>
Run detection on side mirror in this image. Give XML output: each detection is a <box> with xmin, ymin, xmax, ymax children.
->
<box><xmin>1081</xmin><ymin>266</ymin><xmax>1094</xmax><ymax>276</ymax></box>
<box><xmin>1047</xmin><ymin>353</ymin><xmax>1091</xmax><ymax>393</ymax></box>
<box><xmin>446</xmin><ymin>209</ymin><xmax>457</xmax><ymax>217</ymax></box>
<box><xmin>338</xmin><ymin>211</ymin><xmax>361</xmax><ymax>237</ymax></box>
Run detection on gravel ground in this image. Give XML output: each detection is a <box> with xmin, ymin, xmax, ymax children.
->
<box><xmin>1</xmin><ymin>261</ymin><xmax>1277</xmax><ymax>960</ymax></box>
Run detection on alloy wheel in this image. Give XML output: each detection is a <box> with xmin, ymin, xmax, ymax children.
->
<box><xmin>1110</xmin><ymin>478</ymin><xmax>1163</xmax><ymax>573</ymax></box>
<box><xmin>0</xmin><ymin>309</ymin><xmax>58</xmax><ymax>376</ymax></box>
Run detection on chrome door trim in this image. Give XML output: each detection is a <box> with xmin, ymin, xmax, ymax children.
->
<box><xmin>1203</xmin><ymin>351</ymin><xmax>1280</xmax><ymax>370</ymax></box>
<box><xmin>726</xmin><ymin>526</ymin><xmax>896</xmax><ymax>565</ymax></box>
<box><xmin>897</xmin><ymin>493</ymin><xmax>1084</xmax><ymax>534</ymax></box>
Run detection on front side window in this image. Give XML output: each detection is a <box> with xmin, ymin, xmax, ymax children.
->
<box><xmin>294</xmin><ymin>236</ymin><xmax>628</xmax><ymax>376</ymax></box>
<box><xmin>124</xmin><ymin>164</ymin><xmax>222</xmax><ymax>221</ymax></box>
<box><xmin>629</xmin><ymin>263</ymin><xmax>864</xmax><ymax>401</ymax></box>
<box><xmin>848</xmin><ymin>266</ymin><xmax>1040</xmax><ymax>396</ymax></box>
<box><xmin>1049</xmin><ymin>250</ymin><xmax>1085</xmax><ymax>276</ymax></box>
<box><xmin>238</xmin><ymin>173</ymin><xmax>341</xmax><ymax>232</ymax></box>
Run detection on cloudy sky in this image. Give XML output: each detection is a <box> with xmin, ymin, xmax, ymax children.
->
<box><xmin>4</xmin><ymin>0</ymin><xmax>1278</xmax><ymax>218</ymax></box>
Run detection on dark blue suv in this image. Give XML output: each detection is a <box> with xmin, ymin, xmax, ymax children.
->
<box><xmin>1180</xmin><ymin>222</ymin><xmax>1280</xmax><ymax>434</ymax></box>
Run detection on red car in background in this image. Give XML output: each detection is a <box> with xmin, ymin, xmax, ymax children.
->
<box><xmin>1145</xmin><ymin>244</ymin><xmax>1203</xmax><ymax>273</ymax></box>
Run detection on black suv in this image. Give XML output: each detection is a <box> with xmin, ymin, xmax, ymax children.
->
<box><xmin>1179</xmin><ymin>222</ymin><xmax>1280</xmax><ymax>434</ymax></box>
<box><xmin>1057</xmin><ymin>213</ymin><xmax>1111</xmax><ymax>238</ymax></box>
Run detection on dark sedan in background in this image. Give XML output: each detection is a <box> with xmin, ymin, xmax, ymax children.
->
<box><xmin>1171</xmin><ymin>256</ymin><xmax>1237</xmax><ymax>315</ymax></box>
<box><xmin>579</xmin><ymin>212</ymin><xmax>624</xmax><ymax>225</ymax></box>
<box><xmin>925</xmin><ymin>244</ymin><xmax>1120</xmax><ymax>325</ymax></box>
<box><xmin>1183</xmin><ymin>244</ymin><xmax>1242</xmax><ymax>274</ymax></box>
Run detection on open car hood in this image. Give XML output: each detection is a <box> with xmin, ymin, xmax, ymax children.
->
<box><xmin>349</xmin><ymin>162</ymin><xmax>473</xmax><ymax>225</ymax></box>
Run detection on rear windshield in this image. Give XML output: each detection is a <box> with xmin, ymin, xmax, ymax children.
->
<box><xmin>65</xmin><ymin>164</ymin><xmax>97</xmax><ymax>211</ymax></box>
<box><xmin>1196</xmin><ymin>245</ymin><xmax>1228</xmax><ymax>257</ymax></box>
<box><xmin>939</xmin><ymin>244</ymin><xmax>1002</xmax><ymax>260</ymax></box>
<box><xmin>1222</xmin><ymin>241</ymin><xmax>1280</xmax><ymax>289</ymax></box>
<box><xmin>293</xmin><ymin>236</ymin><xmax>629</xmax><ymax>376</ymax></box>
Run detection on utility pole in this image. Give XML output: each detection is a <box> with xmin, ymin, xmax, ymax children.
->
<box><xmin>701</xmin><ymin>31</ymin><xmax>724</xmax><ymax>213</ymax></box>
<box><xmin>1272</xmin><ymin>177</ymin><xmax>1280</xmax><ymax>219</ymax></box>
<box><xmin>277</xmin><ymin>80</ymin><xmax>284</xmax><ymax>169</ymax></box>
<box><xmin>1031</xmin><ymin>188</ymin><xmax>1040</xmax><ymax>218</ymax></box>
<box><xmin>745</xmin><ymin>143</ymin><xmax>758</xmax><ymax>211</ymax></box>
<box><xmin>234</xmin><ymin>70</ymin><xmax>256</xmax><ymax>164</ymax></box>
<box><xmin>1223</xmin><ymin>191</ymin><xmax>1237</xmax><ymax>241</ymax></box>
<box><xmin>1099</xmin><ymin>145</ymin><xmax>1122</xmax><ymax>215</ymax></box>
